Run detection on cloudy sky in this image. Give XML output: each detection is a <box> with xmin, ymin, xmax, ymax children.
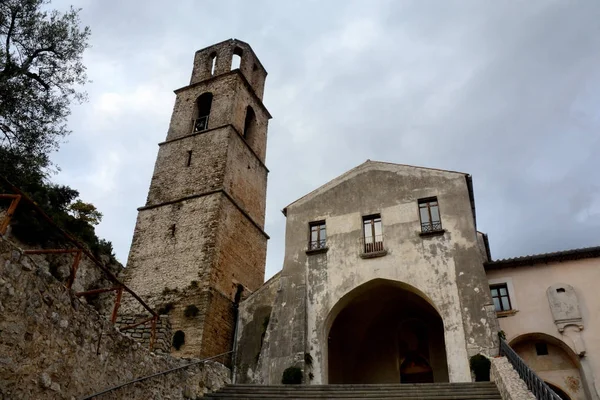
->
<box><xmin>49</xmin><ymin>0</ymin><xmax>600</xmax><ymax>280</ymax></box>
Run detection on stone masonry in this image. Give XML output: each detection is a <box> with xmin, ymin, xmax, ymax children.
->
<box><xmin>0</xmin><ymin>237</ymin><xmax>230</xmax><ymax>399</ymax></box>
<box><xmin>121</xmin><ymin>39</ymin><xmax>271</xmax><ymax>361</ymax></box>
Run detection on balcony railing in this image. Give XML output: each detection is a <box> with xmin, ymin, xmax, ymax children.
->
<box><xmin>308</xmin><ymin>239</ymin><xmax>327</xmax><ymax>251</ymax></box>
<box><xmin>500</xmin><ymin>338</ymin><xmax>562</xmax><ymax>400</ymax></box>
<box><xmin>361</xmin><ymin>234</ymin><xmax>385</xmax><ymax>254</ymax></box>
<box><xmin>421</xmin><ymin>220</ymin><xmax>442</xmax><ymax>233</ymax></box>
<box><xmin>192</xmin><ymin>115</ymin><xmax>209</xmax><ymax>133</ymax></box>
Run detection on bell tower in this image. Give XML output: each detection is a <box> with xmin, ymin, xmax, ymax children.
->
<box><xmin>123</xmin><ymin>39</ymin><xmax>270</xmax><ymax>359</ymax></box>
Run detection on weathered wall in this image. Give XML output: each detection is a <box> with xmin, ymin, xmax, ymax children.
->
<box><xmin>123</xmin><ymin>39</ymin><xmax>270</xmax><ymax>362</ymax></box>
<box><xmin>234</xmin><ymin>272</ymin><xmax>280</xmax><ymax>383</ymax></box>
<box><xmin>513</xmin><ymin>340</ymin><xmax>585</xmax><ymax>400</ymax></box>
<box><xmin>189</xmin><ymin>39</ymin><xmax>267</xmax><ymax>100</ymax></box>
<box><xmin>487</xmin><ymin>258</ymin><xmax>600</xmax><ymax>400</ymax></box>
<box><xmin>115</xmin><ymin>315</ymin><xmax>172</xmax><ymax>355</ymax></box>
<box><xmin>0</xmin><ymin>238</ymin><xmax>230</xmax><ymax>400</ymax></box>
<box><xmin>259</xmin><ymin>161</ymin><xmax>498</xmax><ymax>385</ymax></box>
<box><xmin>490</xmin><ymin>357</ymin><xmax>536</xmax><ymax>400</ymax></box>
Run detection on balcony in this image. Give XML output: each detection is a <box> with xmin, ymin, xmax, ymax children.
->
<box><xmin>360</xmin><ymin>234</ymin><xmax>387</xmax><ymax>259</ymax></box>
<box><xmin>306</xmin><ymin>239</ymin><xmax>328</xmax><ymax>255</ymax></box>
<box><xmin>420</xmin><ymin>221</ymin><xmax>445</xmax><ymax>237</ymax></box>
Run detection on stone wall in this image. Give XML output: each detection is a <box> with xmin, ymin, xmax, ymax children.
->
<box><xmin>0</xmin><ymin>238</ymin><xmax>230</xmax><ymax>399</ymax></box>
<box><xmin>491</xmin><ymin>357</ymin><xmax>536</xmax><ymax>400</ymax></box>
<box><xmin>115</xmin><ymin>315</ymin><xmax>172</xmax><ymax>355</ymax></box>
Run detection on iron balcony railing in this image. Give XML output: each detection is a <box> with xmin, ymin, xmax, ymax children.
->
<box><xmin>421</xmin><ymin>220</ymin><xmax>442</xmax><ymax>233</ymax></box>
<box><xmin>499</xmin><ymin>338</ymin><xmax>562</xmax><ymax>400</ymax></box>
<box><xmin>308</xmin><ymin>239</ymin><xmax>327</xmax><ymax>251</ymax></box>
<box><xmin>361</xmin><ymin>234</ymin><xmax>384</xmax><ymax>254</ymax></box>
<box><xmin>192</xmin><ymin>115</ymin><xmax>209</xmax><ymax>133</ymax></box>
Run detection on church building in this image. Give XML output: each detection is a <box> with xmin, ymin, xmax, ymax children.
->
<box><xmin>122</xmin><ymin>39</ymin><xmax>600</xmax><ymax>400</ymax></box>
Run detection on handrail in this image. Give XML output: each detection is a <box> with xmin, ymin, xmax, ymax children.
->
<box><xmin>0</xmin><ymin>175</ymin><xmax>159</xmax><ymax>348</ymax></box>
<box><xmin>79</xmin><ymin>350</ymin><xmax>234</xmax><ymax>399</ymax></box>
<box><xmin>499</xmin><ymin>338</ymin><xmax>562</xmax><ymax>400</ymax></box>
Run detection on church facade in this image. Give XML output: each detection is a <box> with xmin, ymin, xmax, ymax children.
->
<box><xmin>122</xmin><ymin>40</ymin><xmax>600</xmax><ymax>400</ymax></box>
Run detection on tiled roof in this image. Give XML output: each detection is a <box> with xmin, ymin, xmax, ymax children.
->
<box><xmin>484</xmin><ymin>246</ymin><xmax>600</xmax><ymax>270</ymax></box>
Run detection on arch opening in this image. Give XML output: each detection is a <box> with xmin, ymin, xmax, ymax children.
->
<box><xmin>327</xmin><ymin>280</ymin><xmax>448</xmax><ymax>384</ymax></box>
<box><xmin>193</xmin><ymin>92</ymin><xmax>213</xmax><ymax>133</ymax></box>
<box><xmin>510</xmin><ymin>333</ymin><xmax>583</xmax><ymax>400</ymax></box>
<box><xmin>232</xmin><ymin>47</ymin><xmax>243</xmax><ymax>70</ymax></box>
<box><xmin>243</xmin><ymin>105</ymin><xmax>256</xmax><ymax>140</ymax></box>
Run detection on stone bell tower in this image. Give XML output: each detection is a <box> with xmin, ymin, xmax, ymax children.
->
<box><xmin>123</xmin><ymin>39</ymin><xmax>270</xmax><ymax>359</ymax></box>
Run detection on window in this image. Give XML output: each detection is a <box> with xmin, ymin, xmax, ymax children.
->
<box><xmin>490</xmin><ymin>283</ymin><xmax>512</xmax><ymax>312</ymax></box>
<box><xmin>309</xmin><ymin>221</ymin><xmax>326</xmax><ymax>250</ymax></box>
<box><xmin>362</xmin><ymin>214</ymin><xmax>383</xmax><ymax>253</ymax></box>
<box><xmin>419</xmin><ymin>197</ymin><xmax>442</xmax><ymax>233</ymax></box>
<box><xmin>193</xmin><ymin>92</ymin><xmax>213</xmax><ymax>133</ymax></box>
<box><xmin>243</xmin><ymin>106</ymin><xmax>256</xmax><ymax>139</ymax></box>
<box><xmin>535</xmin><ymin>343</ymin><xmax>548</xmax><ymax>356</ymax></box>
<box><xmin>232</xmin><ymin>47</ymin><xmax>243</xmax><ymax>70</ymax></box>
<box><xmin>210</xmin><ymin>52</ymin><xmax>217</xmax><ymax>76</ymax></box>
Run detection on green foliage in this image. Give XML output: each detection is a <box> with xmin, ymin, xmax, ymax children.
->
<box><xmin>498</xmin><ymin>330</ymin><xmax>506</xmax><ymax>341</ymax></box>
<box><xmin>184</xmin><ymin>304</ymin><xmax>199</xmax><ymax>318</ymax></box>
<box><xmin>0</xmin><ymin>2</ymin><xmax>112</xmax><ymax>262</ymax></box>
<box><xmin>69</xmin><ymin>200</ymin><xmax>102</xmax><ymax>225</ymax></box>
<box><xmin>281</xmin><ymin>366</ymin><xmax>303</xmax><ymax>384</ymax></box>
<box><xmin>469</xmin><ymin>354</ymin><xmax>491</xmax><ymax>382</ymax></box>
<box><xmin>0</xmin><ymin>0</ymin><xmax>90</xmax><ymax>171</ymax></box>
<box><xmin>172</xmin><ymin>330</ymin><xmax>185</xmax><ymax>350</ymax></box>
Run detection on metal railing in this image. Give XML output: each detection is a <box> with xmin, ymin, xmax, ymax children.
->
<box><xmin>361</xmin><ymin>234</ymin><xmax>384</xmax><ymax>254</ymax></box>
<box><xmin>192</xmin><ymin>115</ymin><xmax>209</xmax><ymax>133</ymax></box>
<box><xmin>308</xmin><ymin>239</ymin><xmax>327</xmax><ymax>251</ymax></box>
<box><xmin>80</xmin><ymin>350</ymin><xmax>233</xmax><ymax>399</ymax></box>
<box><xmin>0</xmin><ymin>176</ymin><xmax>159</xmax><ymax>349</ymax></box>
<box><xmin>421</xmin><ymin>220</ymin><xmax>442</xmax><ymax>233</ymax></box>
<box><xmin>500</xmin><ymin>338</ymin><xmax>562</xmax><ymax>400</ymax></box>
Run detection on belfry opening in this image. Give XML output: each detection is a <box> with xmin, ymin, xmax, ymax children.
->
<box><xmin>327</xmin><ymin>279</ymin><xmax>449</xmax><ymax>384</ymax></box>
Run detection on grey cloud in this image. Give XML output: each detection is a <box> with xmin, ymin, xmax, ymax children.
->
<box><xmin>48</xmin><ymin>0</ymin><xmax>600</xmax><ymax>279</ymax></box>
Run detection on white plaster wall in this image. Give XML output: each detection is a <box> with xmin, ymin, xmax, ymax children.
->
<box><xmin>305</xmin><ymin>205</ymin><xmax>473</xmax><ymax>384</ymax></box>
<box><xmin>486</xmin><ymin>258</ymin><xmax>600</xmax><ymax>400</ymax></box>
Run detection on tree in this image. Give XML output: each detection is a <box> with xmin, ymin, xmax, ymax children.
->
<box><xmin>0</xmin><ymin>0</ymin><xmax>90</xmax><ymax>175</ymax></box>
<box><xmin>69</xmin><ymin>199</ymin><xmax>102</xmax><ymax>225</ymax></box>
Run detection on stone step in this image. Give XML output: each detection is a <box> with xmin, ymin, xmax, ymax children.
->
<box><xmin>206</xmin><ymin>382</ymin><xmax>502</xmax><ymax>399</ymax></box>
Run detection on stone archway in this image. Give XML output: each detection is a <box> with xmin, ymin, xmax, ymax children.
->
<box><xmin>327</xmin><ymin>280</ymin><xmax>449</xmax><ymax>384</ymax></box>
<box><xmin>510</xmin><ymin>333</ymin><xmax>585</xmax><ymax>400</ymax></box>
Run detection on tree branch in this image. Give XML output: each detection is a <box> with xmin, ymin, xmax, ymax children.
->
<box><xmin>24</xmin><ymin>70</ymin><xmax>50</xmax><ymax>90</ymax></box>
<box><xmin>4</xmin><ymin>6</ymin><xmax>17</xmax><ymax>68</ymax></box>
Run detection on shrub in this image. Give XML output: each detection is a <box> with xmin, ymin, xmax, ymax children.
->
<box><xmin>281</xmin><ymin>366</ymin><xmax>303</xmax><ymax>384</ymax></box>
<box><xmin>470</xmin><ymin>354</ymin><xmax>491</xmax><ymax>381</ymax></box>
<box><xmin>157</xmin><ymin>303</ymin><xmax>174</xmax><ymax>315</ymax></box>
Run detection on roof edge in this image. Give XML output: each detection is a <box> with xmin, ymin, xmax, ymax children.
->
<box><xmin>485</xmin><ymin>246</ymin><xmax>600</xmax><ymax>270</ymax></box>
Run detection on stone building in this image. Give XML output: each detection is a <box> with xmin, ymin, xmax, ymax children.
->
<box><xmin>118</xmin><ymin>39</ymin><xmax>600</xmax><ymax>400</ymax></box>
<box><xmin>121</xmin><ymin>39</ymin><xmax>271</xmax><ymax>359</ymax></box>
<box><xmin>486</xmin><ymin>248</ymin><xmax>600</xmax><ymax>400</ymax></box>
<box><xmin>234</xmin><ymin>161</ymin><xmax>499</xmax><ymax>385</ymax></box>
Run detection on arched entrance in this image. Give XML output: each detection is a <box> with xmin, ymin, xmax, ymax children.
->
<box><xmin>327</xmin><ymin>280</ymin><xmax>449</xmax><ymax>384</ymax></box>
<box><xmin>510</xmin><ymin>333</ymin><xmax>584</xmax><ymax>400</ymax></box>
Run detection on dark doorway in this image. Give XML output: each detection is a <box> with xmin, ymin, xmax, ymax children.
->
<box><xmin>327</xmin><ymin>280</ymin><xmax>448</xmax><ymax>384</ymax></box>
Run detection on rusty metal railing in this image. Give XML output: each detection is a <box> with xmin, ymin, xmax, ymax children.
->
<box><xmin>0</xmin><ymin>175</ymin><xmax>159</xmax><ymax>349</ymax></box>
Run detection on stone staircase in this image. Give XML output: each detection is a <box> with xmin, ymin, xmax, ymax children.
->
<box><xmin>205</xmin><ymin>382</ymin><xmax>502</xmax><ymax>399</ymax></box>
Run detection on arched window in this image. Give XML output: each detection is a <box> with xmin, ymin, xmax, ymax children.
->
<box><xmin>232</xmin><ymin>47</ymin><xmax>243</xmax><ymax>70</ymax></box>
<box><xmin>193</xmin><ymin>93</ymin><xmax>212</xmax><ymax>133</ymax></box>
<box><xmin>210</xmin><ymin>52</ymin><xmax>217</xmax><ymax>76</ymax></box>
<box><xmin>243</xmin><ymin>105</ymin><xmax>256</xmax><ymax>140</ymax></box>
